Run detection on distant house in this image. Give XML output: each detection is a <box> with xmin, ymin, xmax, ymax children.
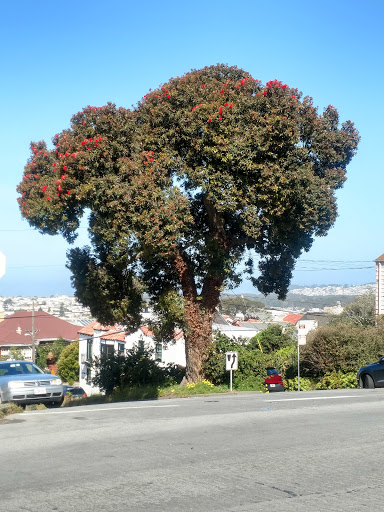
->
<box><xmin>0</xmin><ymin>310</ymin><xmax>82</xmax><ymax>360</ymax></box>
<box><xmin>78</xmin><ymin>322</ymin><xmax>186</xmax><ymax>395</ymax></box>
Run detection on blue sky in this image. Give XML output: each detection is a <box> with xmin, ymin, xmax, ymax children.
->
<box><xmin>0</xmin><ymin>0</ymin><xmax>383</xmax><ymax>296</ymax></box>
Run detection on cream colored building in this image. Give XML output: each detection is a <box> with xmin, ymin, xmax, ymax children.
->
<box><xmin>375</xmin><ymin>253</ymin><xmax>384</xmax><ymax>316</ymax></box>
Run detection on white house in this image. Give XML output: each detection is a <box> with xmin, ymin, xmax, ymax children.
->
<box><xmin>78</xmin><ymin>321</ymin><xmax>186</xmax><ymax>395</ymax></box>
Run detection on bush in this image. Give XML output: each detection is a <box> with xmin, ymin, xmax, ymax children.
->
<box><xmin>249</xmin><ymin>324</ymin><xmax>296</xmax><ymax>353</ymax></box>
<box><xmin>36</xmin><ymin>338</ymin><xmax>66</xmax><ymax>370</ymax></box>
<box><xmin>301</xmin><ymin>324</ymin><xmax>384</xmax><ymax>377</ymax></box>
<box><xmin>57</xmin><ymin>342</ymin><xmax>79</xmax><ymax>384</ymax></box>
<box><xmin>284</xmin><ymin>377</ymin><xmax>316</xmax><ymax>391</ymax></box>
<box><xmin>92</xmin><ymin>345</ymin><xmax>181</xmax><ymax>395</ymax></box>
<box><xmin>317</xmin><ymin>371</ymin><xmax>357</xmax><ymax>390</ymax></box>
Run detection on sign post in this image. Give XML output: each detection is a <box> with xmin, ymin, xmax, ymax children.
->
<box><xmin>297</xmin><ymin>323</ymin><xmax>307</xmax><ymax>392</ymax></box>
<box><xmin>226</xmin><ymin>351</ymin><xmax>238</xmax><ymax>391</ymax></box>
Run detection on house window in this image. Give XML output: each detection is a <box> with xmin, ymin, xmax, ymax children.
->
<box><xmin>138</xmin><ymin>339</ymin><xmax>144</xmax><ymax>352</ymax></box>
<box><xmin>155</xmin><ymin>343</ymin><xmax>162</xmax><ymax>362</ymax></box>
<box><xmin>118</xmin><ymin>343</ymin><xmax>125</xmax><ymax>355</ymax></box>
<box><xmin>87</xmin><ymin>340</ymin><xmax>93</xmax><ymax>361</ymax></box>
<box><xmin>86</xmin><ymin>367</ymin><xmax>92</xmax><ymax>383</ymax></box>
<box><xmin>101</xmin><ymin>343</ymin><xmax>114</xmax><ymax>356</ymax></box>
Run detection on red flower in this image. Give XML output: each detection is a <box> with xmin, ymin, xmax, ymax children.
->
<box><xmin>282</xmin><ymin>84</ymin><xmax>287</xmax><ymax>89</ymax></box>
<box><xmin>53</xmin><ymin>163</ymin><xmax>56</xmax><ymax>167</ymax></box>
<box><xmin>67</xmin><ymin>191</ymin><xmax>70</xmax><ymax>195</ymax></box>
<box><xmin>208</xmin><ymin>118</ymin><xmax>212</xmax><ymax>122</ymax></box>
<box><xmin>202</xmin><ymin>84</ymin><xmax>206</xmax><ymax>88</ymax></box>
<box><xmin>72</xmin><ymin>153</ymin><xmax>76</xmax><ymax>158</ymax></box>
<box><xmin>263</xmin><ymin>91</ymin><xmax>267</xmax><ymax>96</ymax></box>
<box><xmin>46</xmin><ymin>196</ymin><xmax>51</xmax><ymax>201</ymax></box>
<box><xmin>220</xmin><ymin>90</ymin><xmax>224</xmax><ymax>93</ymax></box>
<box><xmin>42</xmin><ymin>185</ymin><xmax>47</xmax><ymax>193</ymax></box>
<box><xmin>63</xmin><ymin>166</ymin><xmax>67</xmax><ymax>171</ymax></box>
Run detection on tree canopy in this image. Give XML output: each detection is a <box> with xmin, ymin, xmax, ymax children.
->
<box><xmin>17</xmin><ymin>64</ymin><xmax>359</xmax><ymax>381</ymax></box>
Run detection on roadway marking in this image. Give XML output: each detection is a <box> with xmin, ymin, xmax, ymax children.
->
<box><xmin>266</xmin><ymin>395</ymin><xmax>361</xmax><ymax>402</ymax></box>
<box><xmin>26</xmin><ymin>404</ymin><xmax>180</xmax><ymax>415</ymax></box>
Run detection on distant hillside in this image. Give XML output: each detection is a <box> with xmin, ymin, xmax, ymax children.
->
<box><xmin>224</xmin><ymin>284</ymin><xmax>375</xmax><ymax>311</ymax></box>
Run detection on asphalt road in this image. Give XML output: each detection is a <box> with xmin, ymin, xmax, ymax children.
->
<box><xmin>1</xmin><ymin>389</ymin><xmax>384</xmax><ymax>511</ymax></box>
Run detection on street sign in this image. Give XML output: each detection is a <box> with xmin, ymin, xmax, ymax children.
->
<box><xmin>226</xmin><ymin>351</ymin><xmax>238</xmax><ymax>370</ymax></box>
<box><xmin>0</xmin><ymin>252</ymin><xmax>5</xmax><ymax>279</ymax></box>
<box><xmin>297</xmin><ymin>323</ymin><xmax>307</xmax><ymax>346</ymax></box>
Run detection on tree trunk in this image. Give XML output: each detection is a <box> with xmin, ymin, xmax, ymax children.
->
<box><xmin>174</xmin><ymin>252</ymin><xmax>223</xmax><ymax>383</ymax></box>
<box><xmin>184</xmin><ymin>300</ymin><xmax>215</xmax><ymax>382</ymax></box>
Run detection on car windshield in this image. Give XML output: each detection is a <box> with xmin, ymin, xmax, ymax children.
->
<box><xmin>0</xmin><ymin>362</ymin><xmax>44</xmax><ymax>377</ymax></box>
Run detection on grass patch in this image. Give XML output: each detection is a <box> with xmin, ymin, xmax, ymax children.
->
<box><xmin>0</xmin><ymin>403</ymin><xmax>24</xmax><ymax>420</ymax></box>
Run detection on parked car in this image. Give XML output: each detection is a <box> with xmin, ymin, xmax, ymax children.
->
<box><xmin>0</xmin><ymin>360</ymin><xmax>64</xmax><ymax>408</ymax></box>
<box><xmin>357</xmin><ymin>357</ymin><xmax>384</xmax><ymax>388</ymax></box>
<box><xmin>63</xmin><ymin>386</ymin><xmax>87</xmax><ymax>400</ymax></box>
<box><xmin>264</xmin><ymin>367</ymin><xmax>285</xmax><ymax>392</ymax></box>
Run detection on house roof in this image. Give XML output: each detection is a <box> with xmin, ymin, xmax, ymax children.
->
<box><xmin>375</xmin><ymin>253</ymin><xmax>384</xmax><ymax>262</ymax></box>
<box><xmin>283</xmin><ymin>314</ymin><xmax>304</xmax><ymax>325</ymax></box>
<box><xmin>78</xmin><ymin>320</ymin><xmax>99</xmax><ymax>336</ymax></box>
<box><xmin>101</xmin><ymin>329</ymin><xmax>127</xmax><ymax>342</ymax></box>
<box><xmin>0</xmin><ymin>311</ymin><xmax>82</xmax><ymax>346</ymax></box>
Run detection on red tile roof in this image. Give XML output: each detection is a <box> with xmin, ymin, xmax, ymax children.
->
<box><xmin>375</xmin><ymin>253</ymin><xmax>384</xmax><ymax>262</ymax></box>
<box><xmin>78</xmin><ymin>320</ymin><xmax>99</xmax><ymax>336</ymax></box>
<box><xmin>0</xmin><ymin>311</ymin><xmax>82</xmax><ymax>346</ymax></box>
<box><xmin>283</xmin><ymin>314</ymin><xmax>304</xmax><ymax>325</ymax></box>
<box><xmin>100</xmin><ymin>329</ymin><xmax>127</xmax><ymax>342</ymax></box>
<box><xmin>140</xmin><ymin>325</ymin><xmax>154</xmax><ymax>337</ymax></box>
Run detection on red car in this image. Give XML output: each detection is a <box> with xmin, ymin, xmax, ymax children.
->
<box><xmin>264</xmin><ymin>367</ymin><xmax>284</xmax><ymax>392</ymax></box>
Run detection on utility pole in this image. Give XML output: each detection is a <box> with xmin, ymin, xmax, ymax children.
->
<box><xmin>31</xmin><ymin>298</ymin><xmax>36</xmax><ymax>362</ymax></box>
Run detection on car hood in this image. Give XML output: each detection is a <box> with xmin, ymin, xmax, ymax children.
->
<box><xmin>0</xmin><ymin>374</ymin><xmax>60</xmax><ymax>384</ymax></box>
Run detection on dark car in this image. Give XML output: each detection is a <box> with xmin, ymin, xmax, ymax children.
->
<box><xmin>64</xmin><ymin>386</ymin><xmax>87</xmax><ymax>400</ymax></box>
<box><xmin>357</xmin><ymin>357</ymin><xmax>384</xmax><ymax>388</ymax></box>
<box><xmin>264</xmin><ymin>367</ymin><xmax>284</xmax><ymax>392</ymax></box>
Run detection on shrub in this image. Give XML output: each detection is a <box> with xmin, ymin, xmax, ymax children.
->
<box><xmin>283</xmin><ymin>377</ymin><xmax>316</xmax><ymax>391</ymax></box>
<box><xmin>92</xmin><ymin>345</ymin><xmax>182</xmax><ymax>395</ymax></box>
<box><xmin>317</xmin><ymin>371</ymin><xmax>358</xmax><ymax>390</ymax></box>
<box><xmin>57</xmin><ymin>342</ymin><xmax>79</xmax><ymax>384</ymax></box>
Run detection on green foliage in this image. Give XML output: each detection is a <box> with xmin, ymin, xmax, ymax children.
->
<box><xmin>335</xmin><ymin>293</ymin><xmax>375</xmax><ymax>327</ymax></box>
<box><xmin>17</xmin><ymin>64</ymin><xmax>359</xmax><ymax>381</ymax></box>
<box><xmin>317</xmin><ymin>371</ymin><xmax>357</xmax><ymax>390</ymax></box>
<box><xmin>203</xmin><ymin>331</ymin><xmax>268</xmax><ymax>390</ymax></box>
<box><xmin>0</xmin><ymin>347</ymin><xmax>24</xmax><ymax>361</ymax></box>
<box><xmin>250</xmin><ymin>324</ymin><xmax>295</xmax><ymax>353</ymax></box>
<box><xmin>301</xmin><ymin>323</ymin><xmax>384</xmax><ymax>377</ymax></box>
<box><xmin>92</xmin><ymin>345</ymin><xmax>183</xmax><ymax>395</ymax></box>
<box><xmin>36</xmin><ymin>338</ymin><xmax>66</xmax><ymax>370</ymax></box>
<box><xmin>284</xmin><ymin>377</ymin><xmax>316</xmax><ymax>391</ymax></box>
<box><xmin>57</xmin><ymin>342</ymin><xmax>79</xmax><ymax>384</ymax></box>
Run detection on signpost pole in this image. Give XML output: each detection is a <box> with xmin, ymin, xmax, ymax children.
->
<box><xmin>297</xmin><ymin>342</ymin><xmax>300</xmax><ymax>392</ymax></box>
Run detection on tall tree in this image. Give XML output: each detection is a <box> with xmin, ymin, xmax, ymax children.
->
<box><xmin>17</xmin><ymin>65</ymin><xmax>359</xmax><ymax>381</ymax></box>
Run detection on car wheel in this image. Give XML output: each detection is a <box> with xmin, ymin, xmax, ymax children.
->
<box><xmin>45</xmin><ymin>398</ymin><xmax>64</xmax><ymax>408</ymax></box>
<box><xmin>363</xmin><ymin>375</ymin><xmax>375</xmax><ymax>389</ymax></box>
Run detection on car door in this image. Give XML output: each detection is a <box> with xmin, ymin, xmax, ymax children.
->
<box><xmin>372</xmin><ymin>357</ymin><xmax>384</xmax><ymax>387</ymax></box>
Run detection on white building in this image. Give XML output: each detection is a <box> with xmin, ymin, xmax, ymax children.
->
<box><xmin>375</xmin><ymin>253</ymin><xmax>384</xmax><ymax>316</ymax></box>
<box><xmin>78</xmin><ymin>321</ymin><xmax>186</xmax><ymax>395</ymax></box>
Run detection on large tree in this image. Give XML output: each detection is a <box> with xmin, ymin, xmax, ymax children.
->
<box><xmin>17</xmin><ymin>64</ymin><xmax>359</xmax><ymax>381</ymax></box>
